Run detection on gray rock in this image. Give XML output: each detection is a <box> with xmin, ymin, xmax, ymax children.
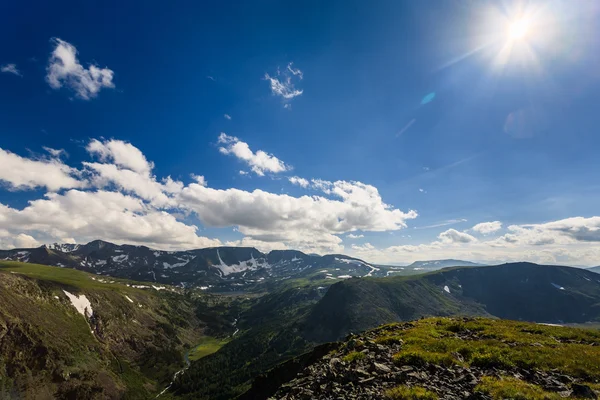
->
<box><xmin>571</xmin><ymin>383</ymin><xmax>598</xmax><ymax>399</ymax></box>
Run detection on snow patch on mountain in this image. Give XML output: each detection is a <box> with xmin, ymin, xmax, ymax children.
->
<box><xmin>46</xmin><ymin>243</ymin><xmax>81</xmax><ymax>253</ymax></box>
<box><xmin>112</xmin><ymin>254</ymin><xmax>129</xmax><ymax>263</ymax></box>
<box><xmin>63</xmin><ymin>290</ymin><xmax>93</xmax><ymax>318</ymax></box>
<box><xmin>444</xmin><ymin>285</ymin><xmax>451</xmax><ymax>293</ymax></box>
<box><xmin>163</xmin><ymin>260</ymin><xmax>191</xmax><ymax>269</ymax></box>
<box><xmin>214</xmin><ymin>249</ymin><xmax>267</xmax><ymax>276</ymax></box>
<box><xmin>551</xmin><ymin>282</ymin><xmax>565</xmax><ymax>290</ymax></box>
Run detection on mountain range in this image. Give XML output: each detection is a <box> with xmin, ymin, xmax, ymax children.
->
<box><xmin>0</xmin><ymin>240</ymin><xmax>460</xmax><ymax>291</ymax></box>
<box><xmin>405</xmin><ymin>259</ymin><xmax>486</xmax><ymax>269</ymax></box>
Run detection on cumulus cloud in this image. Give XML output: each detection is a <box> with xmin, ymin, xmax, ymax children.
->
<box><xmin>218</xmin><ymin>133</ymin><xmax>291</xmax><ymax>176</ymax></box>
<box><xmin>82</xmin><ymin>139</ymin><xmax>182</xmax><ymax>207</ymax></box>
<box><xmin>289</xmin><ymin>176</ymin><xmax>309</xmax><ymax>188</ymax></box>
<box><xmin>46</xmin><ymin>38</ymin><xmax>114</xmax><ymax>100</ymax></box>
<box><xmin>0</xmin><ymin>232</ymin><xmax>40</xmax><ymax>250</ymax></box>
<box><xmin>1</xmin><ymin>63</ymin><xmax>21</xmax><ymax>76</ymax></box>
<box><xmin>438</xmin><ymin>228</ymin><xmax>477</xmax><ymax>244</ymax></box>
<box><xmin>265</xmin><ymin>62</ymin><xmax>303</xmax><ymax>105</ymax></box>
<box><xmin>472</xmin><ymin>221</ymin><xmax>502</xmax><ymax>235</ymax></box>
<box><xmin>0</xmin><ymin>148</ymin><xmax>84</xmax><ymax>191</ymax></box>
<box><xmin>531</xmin><ymin>217</ymin><xmax>600</xmax><ymax>242</ymax></box>
<box><xmin>178</xmin><ymin>179</ymin><xmax>417</xmax><ymax>254</ymax></box>
<box><xmin>348</xmin><ymin>216</ymin><xmax>600</xmax><ymax>267</ymax></box>
<box><xmin>87</xmin><ymin>139</ymin><xmax>153</xmax><ymax>175</ymax></box>
<box><xmin>492</xmin><ymin>217</ymin><xmax>600</xmax><ymax>247</ymax></box>
<box><xmin>351</xmin><ymin>243</ymin><xmax>375</xmax><ymax>252</ymax></box>
<box><xmin>347</xmin><ymin>233</ymin><xmax>364</xmax><ymax>239</ymax></box>
<box><xmin>83</xmin><ymin>162</ymin><xmax>182</xmax><ymax>208</ymax></box>
<box><xmin>0</xmin><ymin>190</ymin><xmax>220</xmax><ymax>250</ymax></box>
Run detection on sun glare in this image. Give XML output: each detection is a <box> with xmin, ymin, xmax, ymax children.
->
<box><xmin>508</xmin><ymin>18</ymin><xmax>531</xmax><ymax>41</ymax></box>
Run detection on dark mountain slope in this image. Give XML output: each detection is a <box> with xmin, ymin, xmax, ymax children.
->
<box><xmin>304</xmin><ymin>263</ymin><xmax>600</xmax><ymax>342</ymax></box>
<box><xmin>1</xmin><ymin>240</ymin><xmax>388</xmax><ymax>290</ymax></box>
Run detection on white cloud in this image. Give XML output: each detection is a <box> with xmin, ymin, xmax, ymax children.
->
<box><xmin>239</xmin><ymin>170</ymin><xmax>248</xmax><ymax>176</ymax></box>
<box><xmin>83</xmin><ymin>162</ymin><xmax>182</xmax><ymax>208</ymax></box>
<box><xmin>1</xmin><ymin>64</ymin><xmax>21</xmax><ymax>76</ymax></box>
<box><xmin>492</xmin><ymin>217</ymin><xmax>600</xmax><ymax>247</ymax></box>
<box><xmin>0</xmin><ymin>190</ymin><xmax>220</xmax><ymax>250</ymax></box>
<box><xmin>218</xmin><ymin>133</ymin><xmax>291</xmax><ymax>176</ymax></box>
<box><xmin>46</xmin><ymin>38</ymin><xmax>114</xmax><ymax>100</ymax></box>
<box><xmin>529</xmin><ymin>217</ymin><xmax>600</xmax><ymax>243</ymax></box>
<box><xmin>348</xmin><ymin>216</ymin><xmax>600</xmax><ymax>267</ymax></box>
<box><xmin>15</xmin><ymin>233</ymin><xmax>40</xmax><ymax>248</ymax></box>
<box><xmin>414</xmin><ymin>219</ymin><xmax>467</xmax><ymax>230</ymax></box>
<box><xmin>43</xmin><ymin>147</ymin><xmax>67</xmax><ymax>158</ymax></box>
<box><xmin>472</xmin><ymin>221</ymin><xmax>502</xmax><ymax>235</ymax></box>
<box><xmin>0</xmin><ymin>232</ymin><xmax>40</xmax><ymax>250</ymax></box>
<box><xmin>178</xmin><ymin>179</ymin><xmax>417</xmax><ymax>254</ymax></box>
<box><xmin>265</xmin><ymin>74</ymin><xmax>302</xmax><ymax>99</ymax></box>
<box><xmin>438</xmin><ymin>228</ymin><xmax>477</xmax><ymax>244</ymax></box>
<box><xmin>87</xmin><ymin>139</ymin><xmax>153</xmax><ymax>175</ymax></box>
<box><xmin>419</xmin><ymin>188</ymin><xmax>425</xmax><ymax>193</ymax></box>
<box><xmin>347</xmin><ymin>233</ymin><xmax>364</xmax><ymax>239</ymax></box>
<box><xmin>265</xmin><ymin>62</ymin><xmax>303</xmax><ymax>105</ymax></box>
<box><xmin>286</xmin><ymin>62</ymin><xmax>303</xmax><ymax>79</ymax></box>
<box><xmin>224</xmin><ymin>114</ymin><xmax>232</xmax><ymax>120</ymax></box>
<box><xmin>289</xmin><ymin>176</ymin><xmax>309</xmax><ymax>188</ymax></box>
<box><xmin>225</xmin><ymin>237</ymin><xmax>288</xmax><ymax>253</ymax></box>
<box><xmin>190</xmin><ymin>174</ymin><xmax>207</xmax><ymax>186</ymax></box>
<box><xmin>352</xmin><ymin>242</ymin><xmax>375</xmax><ymax>252</ymax></box>
<box><xmin>0</xmin><ymin>148</ymin><xmax>84</xmax><ymax>191</ymax></box>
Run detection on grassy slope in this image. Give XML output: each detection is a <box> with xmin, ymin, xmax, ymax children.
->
<box><xmin>376</xmin><ymin>317</ymin><xmax>600</xmax><ymax>399</ymax></box>
<box><xmin>188</xmin><ymin>337</ymin><xmax>230</xmax><ymax>361</ymax></box>
<box><xmin>254</xmin><ymin>317</ymin><xmax>600</xmax><ymax>400</ymax></box>
<box><xmin>378</xmin><ymin>317</ymin><xmax>600</xmax><ymax>379</ymax></box>
<box><xmin>0</xmin><ymin>261</ymin><xmax>214</xmax><ymax>399</ymax></box>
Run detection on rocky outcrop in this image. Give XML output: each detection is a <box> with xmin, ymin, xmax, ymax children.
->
<box><xmin>243</xmin><ymin>318</ymin><xmax>600</xmax><ymax>400</ymax></box>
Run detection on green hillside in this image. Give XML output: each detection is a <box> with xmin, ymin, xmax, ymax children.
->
<box><xmin>0</xmin><ymin>261</ymin><xmax>238</xmax><ymax>399</ymax></box>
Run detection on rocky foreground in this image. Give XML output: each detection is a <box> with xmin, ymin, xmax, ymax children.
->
<box><xmin>243</xmin><ymin>317</ymin><xmax>600</xmax><ymax>400</ymax></box>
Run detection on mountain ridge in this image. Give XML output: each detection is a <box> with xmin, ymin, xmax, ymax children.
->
<box><xmin>406</xmin><ymin>259</ymin><xmax>486</xmax><ymax>269</ymax></box>
<box><xmin>0</xmin><ymin>240</ymin><xmax>392</xmax><ymax>291</ymax></box>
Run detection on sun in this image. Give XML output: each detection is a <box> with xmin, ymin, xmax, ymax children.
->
<box><xmin>508</xmin><ymin>18</ymin><xmax>531</xmax><ymax>41</ymax></box>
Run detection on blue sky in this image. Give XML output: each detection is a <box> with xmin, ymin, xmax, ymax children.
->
<box><xmin>1</xmin><ymin>0</ymin><xmax>600</xmax><ymax>265</ymax></box>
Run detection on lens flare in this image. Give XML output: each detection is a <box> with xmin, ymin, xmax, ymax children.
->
<box><xmin>509</xmin><ymin>19</ymin><xmax>531</xmax><ymax>40</ymax></box>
